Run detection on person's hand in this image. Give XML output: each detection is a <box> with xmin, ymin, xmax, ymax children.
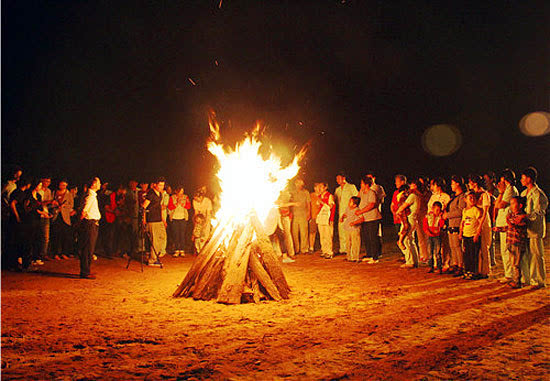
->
<box><xmin>497</xmin><ymin>181</ymin><xmax>506</xmax><ymax>194</ymax></box>
<box><xmin>442</xmin><ymin>212</ymin><xmax>448</xmax><ymax>220</ymax></box>
<box><xmin>70</xmin><ymin>210</ymin><xmax>76</xmax><ymax>216</ymax></box>
<box><xmin>354</xmin><ymin>209</ymin><xmax>361</xmax><ymax>216</ymax></box>
<box><xmin>458</xmin><ymin>234</ymin><xmax>463</xmax><ymax>241</ymax></box>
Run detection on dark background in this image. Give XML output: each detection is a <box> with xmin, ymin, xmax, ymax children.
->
<box><xmin>3</xmin><ymin>0</ymin><xmax>549</xmax><ymax>196</ymax></box>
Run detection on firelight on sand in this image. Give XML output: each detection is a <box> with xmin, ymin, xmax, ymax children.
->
<box><xmin>207</xmin><ymin>113</ymin><xmax>304</xmax><ymax>236</ymax></box>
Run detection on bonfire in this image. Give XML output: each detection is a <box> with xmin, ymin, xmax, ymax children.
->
<box><xmin>173</xmin><ymin>114</ymin><xmax>304</xmax><ymax>304</ymax></box>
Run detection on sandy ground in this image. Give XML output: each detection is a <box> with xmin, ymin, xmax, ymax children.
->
<box><xmin>2</xmin><ymin>237</ymin><xmax>549</xmax><ymax>380</ymax></box>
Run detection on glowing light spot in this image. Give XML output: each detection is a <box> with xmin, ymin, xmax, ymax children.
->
<box><xmin>421</xmin><ymin>124</ymin><xmax>462</xmax><ymax>157</ymax></box>
<box><xmin>519</xmin><ymin>112</ymin><xmax>550</xmax><ymax>137</ymax></box>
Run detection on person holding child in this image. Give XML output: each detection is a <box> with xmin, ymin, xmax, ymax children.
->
<box><xmin>340</xmin><ymin>196</ymin><xmax>364</xmax><ymax>262</ymax></box>
<box><xmin>505</xmin><ymin>196</ymin><xmax>528</xmax><ymax>288</ymax></box>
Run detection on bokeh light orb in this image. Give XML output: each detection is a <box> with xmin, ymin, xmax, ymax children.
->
<box><xmin>421</xmin><ymin>124</ymin><xmax>462</xmax><ymax>157</ymax></box>
<box><xmin>519</xmin><ymin>112</ymin><xmax>550</xmax><ymax>137</ymax></box>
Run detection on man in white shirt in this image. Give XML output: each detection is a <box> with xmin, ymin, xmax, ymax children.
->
<box><xmin>334</xmin><ymin>173</ymin><xmax>358</xmax><ymax>255</ymax></box>
<box><xmin>79</xmin><ymin>177</ymin><xmax>101</xmax><ymax>279</ymax></box>
<box><xmin>494</xmin><ymin>169</ymin><xmax>518</xmax><ymax>282</ymax></box>
<box><xmin>520</xmin><ymin>167</ymin><xmax>548</xmax><ymax>288</ymax></box>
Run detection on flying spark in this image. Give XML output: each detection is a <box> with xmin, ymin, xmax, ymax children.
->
<box><xmin>188</xmin><ymin>77</ymin><xmax>197</xmax><ymax>86</ymax></box>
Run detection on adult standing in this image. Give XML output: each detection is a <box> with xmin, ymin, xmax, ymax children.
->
<box><xmin>38</xmin><ymin>176</ymin><xmax>53</xmax><ymax>261</ymax></box>
<box><xmin>355</xmin><ymin>176</ymin><xmax>382</xmax><ymax>263</ymax></box>
<box><xmin>444</xmin><ymin>176</ymin><xmax>466</xmax><ymax>275</ymax></box>
<box><xmin>79</xmin><ymin>177</ymin><xmax>101</xmax><ymax>279</ymax></box>
<box><xmin>391</xmin><ymin>175</ymin><xmax>407</xmax><ymax>247</ymax></box>
<box><xmin>520</xmin><ymin>167</ymin><xmax>548</xmax><ymax>288</ymax></box>
<box><xmin>142</xmin><ymin>178</ymin><xmax>167</xmax><ymax>266</ymax></box>
<box><xmin>367</xmin><ymin>172</ymin><xmax>386</xmax><ymax>251</ymax></box>
<box><xmin>494</xmin><ymin>169</ymin><xmax>519</xmax><ymax>283</ymax></box>
<box><xmin>468</xmin><ymin>175</ymin><xmax>493</xmax><ymax>278</ymax></box>
<box><xmin>291</xmin><ymin>178</ymin><xmax>311</xmax><ymax>255</ymax></box>
<box><xmin>7</xmin><ymin>178</ymin><xmax>31</xmax><ymax>270</ymax></box>
<box><xmin>334</xmin><ymin>173</ymin><xmax>358</xmax><ymax>256</ymax></box>
<box><xmin>51</xmin><ymin>179</ymin><xmax>75</xmax><ymax>259</ymax></box>
<box><xmin>125</xmin><ymin>180</ymin><xmax>140</xmax><ymax>257</ymax></box>
<box><xmin>317</xmin><ymin>182</ymin><xmax>335</xmax><ymax>259</ymax></box>
<box><xmin>428</xmin><ymin>178</ymin><xmax>451</xmax><ymax>271</ymax></box>
<box><xmin>396</xmin><ymin>179</ymin><xmax>421</xmax><ymax>268</ymax></box>
<box><xmin>308</xmin><ymin>183</ymin><xmax>322</xmax><ymax>253</ymax></box>
<box><xmin>168</xmin><ymin>185</ymin><xmax>191</xmax><ymax>256</ymax></box>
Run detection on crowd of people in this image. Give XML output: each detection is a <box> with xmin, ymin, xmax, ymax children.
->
<box><xmin>1</xmin><ymin>165</ymin><xmax>547</xmax><ymax>289</ymax></box>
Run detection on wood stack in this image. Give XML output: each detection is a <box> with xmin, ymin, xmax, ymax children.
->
<box><xmin>173</xmin><ymin>214</ymin><xmax>291</xmax><ymax>304</ymax></box>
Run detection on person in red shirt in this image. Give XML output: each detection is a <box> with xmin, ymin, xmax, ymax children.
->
<box><xmin>423</xmin><ymin>201</ymin><xmax>445</xmax><ymax>273</ymax></box>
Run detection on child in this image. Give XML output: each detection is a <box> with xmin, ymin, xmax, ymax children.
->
<box><xmin>459</xmin><ymin>192</ymin><xmax>482</xmax><ymax>280</ymax></box>
<box><xmin>423</xmin><ymin>201</ymin><xmax>445</xmax><ymax>273</ymax></box>
<box><xmin>396</xmin><ymin>185</ymin><xmax>411</xmax><ymax>250</ymax></box>
<box><xmin>191</xmin><ymin>213</ymin><xmax>208</xmax><ymax>254</ymax></box>
<box><xmin>340</xmin><ymin>196</ymin><xmax>364</xmax><ymax>262</ymax></box>
<box><xmin>505</xmin><ymin>196</ymin><xmax>528</xmax><ymax>288</ymax></box>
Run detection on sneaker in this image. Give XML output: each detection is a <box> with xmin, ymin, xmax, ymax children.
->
<box><xmin>172</xmin><ymin>252</ymin><xmax>179</xmax><ymax>257</ymax></box>
<box><xmin>158</xmin><ymin>252</ymin><xmax>166</xmax><ymax>258</ymax></box>
<box><xmin>148</xmin><ymin>261</ymin><xmax>162</xmax><ymax>267</ymax></box>
<box><xmin>497</xmin><ymin>277</ymin><xmax>510</xmax><ymax>284</ymax></box>
<box><xmin>61</xmin><ymin>254</ymin><xmax>70</xmax><ymax>260</ymax></box>
<box><xmin>35</xmin><ymin>259</ymin><xmax>45</xmax><ymax>265</ymax></box>
<box><xmin>54</xmin><ymin>255</ymin><xmax>61</xmax><ymax>260</ymax></box>
<box><xmin>79</xmin><ymin>274</ymin><xmax>96</xmax><ymax>279</ymax></box>
<box><xmin>400</xmin><ymin>263</ymin><xmax>415</xmax><ymax>268</ymax></box>
<box><xmin>92</xmin><ymin>255</ymin><xmax>98</xmax><ymax>261</ymax></box>
<box><xmin>282</xmin><ymin>257</ymin><xmax>295</xmax><ymax>263</ymax></box>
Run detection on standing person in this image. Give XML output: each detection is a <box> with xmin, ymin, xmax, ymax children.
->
<box><xmin>468</xmin><ymin>175</ymin><xmax>493</xmax><ymax>279</ymax></box>
<box><xmin>415</xmin><ymin>179</ymin><xmax>430</xmax><ymax>263</ymax></box>
<box><xmin>2</xmin><ymin>166</ymin><xmax>22</xmax><ymax>257</ymax></box>
<box><xmin>423</xmin><ymin>201</ymin><xmax>445</xmax><ymax>273</ymax></box>
<box><xmin>519</xmin><ymin>167</ymin><xmax>548</xmax><ymax>288</ymax></box>
<box><xmin>24</xmin><ymin>180</ymin><xmax>50</xmax><ymax>267</ymax></box>
<box><xmin>396</xmin><ymin>179</ymin><xmax>421</xmax><ymax>268</ymax></box>
<box><xmin>334</xmin><ymin>173</ymin><xmax>358</xmax><ymax>256</ymax></box>
<box><xmin>7</xmin><ymin>178</ymin><xmax>31</xmax><ymax>270</ymax></box>
<box><xmin>168</xmin><ymin>185</ymin><xmax>191</xmax><ymax>256</ymax></box>
<box><xmin>291</xmin><ymin>178</ymin><xmax>311</xmax><ymax>255</ymax></box>
<box><xmin>161</xmin><ymin>184</ymin><xmax>172</xmax><ymax>254</ymax></box>
<box><xmin>276</xmin><ymin>186</ymin><xmax>296</xmax><ymax>260</ymax></box>
<box><xmin>316</xmin><ymin>182</ymin><xmax>335</xmax><ymax>259</ymax></box>
<box><xmin>192</xmin><ymin>186</ymin><xmax>213</xmax><ymax>252</ymax></box>
<box><xmin>460</xmin><ymin>192</ymin><xmax>482</xmax><ymax>280</ymax></box>
<box><xmin>355</xmin><ymin>176</ymin><xmax>382</xmax><ymax>263</ymax></box>
<box><xmin>505</xmin><ymin>196</ymin><xmax>528</xmax><ymax>288</ymax></box>
<box><xmin>79</xmin><ymin>177</ymin><xmax>101</xmax><ymax>279</ymax></box>
<box><xmin>308</xmin><ymin>183</ymin><xmax>322</xmax><ymax>253</ymax></box>
<box><xmin>124</xmin><ymin>180</ymin><xmax>140</xmax><ymax>258</ymax></box>
<box><xmin>367</xmin><ymin>172</ymin><xmax>386</xmax><ymax>253</ymax></box>
<box><xmin>484</xmin><ymin>171</ymin><xmax>499</xmax><ymax>197</ymax></box>
<box><xmin>493</xmin><ymin>169</ymin><xmax>519</xmax><ymax>283</ymax></box>
<box><xmin>444</xmin><ymin>176</ymin><xmax>467</xmax><ymax>276</ymax></box>
<box><xmin>142</xmin><ymin>178</ymin><xmax>167</xmax><ymax>266</ymax></box>
<box><xmin>339</xmin><ymin>196</ymin><xmax>364</xmax><ymax>262</ymax></box>
<box><xmin>390</xmin><ymin>174</ymin><xmax>407</xmax><ymax>254</ymax></box>
<box><xmin>51</xmin><ymin>180</ymin><xmax>75</xmax><ymax>259</ymax></box>
<box><xmin>38</xmin><ymin>176</ymin><xmax>53</xmax><ymax>261</ymax></box>
<box><xmin>427</xmin><ymin>178</ymin><xmax>451</xmax><ymax>271</ymax></box>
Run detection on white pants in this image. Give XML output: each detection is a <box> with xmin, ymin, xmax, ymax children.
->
<box><xmin>347</xmin><ymin>229</ymin><xmax>361</xmax><ymax>261</ymax></box>
<box><xmin>319</xmin><ymin>223</ymin><xmax>333</xmax><ymax>256</ymax></box>
<box><xmin>521</xmin><ymin>238</ymin><xmax>546</xmax><ymax>287</ymax></box>
<box><xmin>338</xmin><ymin>217</ymin><xmax>350</xmax><ymax>254</ymax></box>
<box><xmin>400</xmin><ymin>216</ymin><xmax>418</xmax><ymax>266</ymax></box>
<box><xmin>279</xmin><ymin>216</ymin><xmax>295</xmax><ymax>256</ymax></box>
<box><xmin>478</xmin><ymin>224</ymin><xmax>492</xmax><ymax>276</ymax></box>
<box><xmin>499</xmin><ymin>231</ymin><xmax>512</xmax><ymax>279</ymax></box>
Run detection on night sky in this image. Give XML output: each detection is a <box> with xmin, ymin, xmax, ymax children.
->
<box><xmin>3</xmin><ymin>0</ymin><xmax>549</xmax><ymax>194</ymax></box>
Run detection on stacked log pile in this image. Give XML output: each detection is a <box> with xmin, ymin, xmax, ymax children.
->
<box><xmin>173</xmin><ymin>215</ymin><xmax>290</xmax><ymax>304</ymax></box>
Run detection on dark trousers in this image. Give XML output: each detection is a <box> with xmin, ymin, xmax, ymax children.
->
<box><xmin>463</xmin><ymin>236</ymin><xmax>480</xmax><ymax>274</ymax></box>
<box><xmin>361</xmin><ymin>220</ymin><xmax>382</xmax><ymax>260</ymax></box>
<box><xmin>102</xmin><ymin>222</ymin><xmax>116</xmax><ymax>256</ymax></box>
<box><xmin>80</xmin><ymin>220</ymin><xmax>98</xmax><ymax>276</ymax></box>
<box><xmin>172</xmin><ymin>219</ymin><xmax>188</xmax><ymax>251</ymax></box>
<box><xmin>428</xmin><ymin>236</ymin><xmax>442</xmax><ymax>269</ymax></box>
<box><xmin>51</xmin><ymin>218</ymin><xmax>73</xmax><ymax>255</ymax></box>
<box><xmin>39</xmin><ymin>218</ymin><xmax>50</xmax><ymax>259</ymax></box>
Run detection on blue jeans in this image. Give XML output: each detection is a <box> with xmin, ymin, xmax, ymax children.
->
<box><xmin>428</xmin><ymin>236</ymin><xmax>442</xmax><ymax>269</ymax></box>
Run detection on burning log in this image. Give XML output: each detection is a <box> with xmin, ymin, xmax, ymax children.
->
<box><xmin>173</xmin><ymin>215</ymin><xmax>291</xmax><ymax>304</ymax></box>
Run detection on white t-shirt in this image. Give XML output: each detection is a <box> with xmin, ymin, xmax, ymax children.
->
<box><xmin>193</xmin><ymin>197</ymin><xmax>213</xmax><ymax>217</ymax></box>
